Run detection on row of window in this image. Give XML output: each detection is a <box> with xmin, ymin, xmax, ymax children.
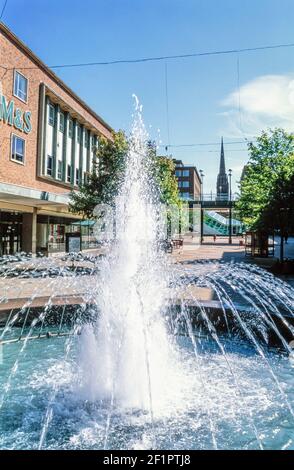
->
<box><xmin>10</xmin><ymin>135</ymin><xmax>87</xmax><ymax>186</ymax></box>
<box><xmin>180</xmin><ymin>192</ymin><xmax>191</xmax><ymax>200</ymax></box>
<box><xmin>175</xmin><ymin>169</ymin><xmax>190</xmax><ymax>177</ymax></box>
<box><xmin>46</xmin><ymin>155</ymin><xmax>87</xmax><ymax>185</ymax></box>
<box><xmin>178</xmin><ymin>181</ymin><xmax>190</xmax><ymax>188</ymax></box>
<box><xmin>48</xmin><ymin>104</ymin><xmax>94</xmax><ymax>148</ymax></box>
<box><xmin>46</xmin><ymin>155</ymin><xmax>90</xmax><ymax>184</ymax></box>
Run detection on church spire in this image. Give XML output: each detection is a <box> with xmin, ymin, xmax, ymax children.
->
<box><xmin>219</xmin><ymin>137</ymin><xmax>226</xmax><ymax>173</ymax></box>
<box><xmin>216</xmin><ymin>137</ymin><xmax>229</xmax><ymax>200</ymax></box>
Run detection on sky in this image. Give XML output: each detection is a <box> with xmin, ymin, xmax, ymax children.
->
<box><xmin>2</xmin><ymin>0</ymin><xmax>294</xmax><ymax>193</ymax></box>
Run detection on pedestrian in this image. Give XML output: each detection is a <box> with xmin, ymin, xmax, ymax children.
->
<box><xmin>213</xmin><ymin>234</ymin><xmax>216</xmax><ymax>243</ymax></box>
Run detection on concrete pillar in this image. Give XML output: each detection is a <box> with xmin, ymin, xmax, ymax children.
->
<box><xmin>22</xmin><ymin>209</ymin><xmax>37</xmax><ymax>254</ymax></box>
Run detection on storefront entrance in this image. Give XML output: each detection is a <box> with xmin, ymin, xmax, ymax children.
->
<box><xmin>0</xmin><ymin>211</ymin><xmax>23</xmax><ymax>256</ymax></box>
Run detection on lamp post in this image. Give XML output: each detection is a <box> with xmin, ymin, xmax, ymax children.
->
<box><xmin>228</xmin><ymin>169</ymin><xmax>232</xmax><ymax>244</ymax></box>
<box><xmin>200</xmin><ymin>170</ymin><xmax>204</xmax><ymax>202</ymax></box>
<box><xmin>200</xmin><ymin>170</ymin><xmax>204</xmax><ymax>243</ymax></box>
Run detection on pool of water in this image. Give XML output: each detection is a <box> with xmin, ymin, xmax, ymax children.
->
<box><xmin>0</xmin><ymin>331</ymin><xmax>293</xmax><ymax>450</ymax></box>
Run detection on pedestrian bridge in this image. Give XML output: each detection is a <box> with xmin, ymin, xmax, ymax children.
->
<box><xmin>189</xmin><ymin>193</ymin><xmax>238</xmax><ymax>210</ymax></box>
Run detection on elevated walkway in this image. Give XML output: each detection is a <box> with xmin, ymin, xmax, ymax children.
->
<box><xmin>204</xmin><ymin>210</ymin><xmax>243</xmax><ymax>235</ymax></box>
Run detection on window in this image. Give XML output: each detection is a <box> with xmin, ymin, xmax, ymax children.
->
<box><xmin>11</xmin><ymin>135</ymin><xmax>25</xmax><ymax>163</ymax></box>
<box><xmin>84</xmin><ymin>132</ymin><xmax>89</xmax><ymax>149</ymax></box>
<box><xmin>13</xmin><ymin>71</ymin><xmax>28</xmax><ymax>102</ymax></box>
<box><xmin>181</xmin><ymin>192</ymin><xmax>190</xmax><ymax>200</ymax></box>
<box><xmin>59</xmin><ymin>112</ymin><xmax>65</xmax><ymax>133</ymax></box>
<box><xmin>77</xmin><ymin>126</ymin><xmax>81</xmax><ymax>144</ymax></box>
<box><xmin>48</xmin><ymin>104</ymin><xmax>55</xmax><ymax>126</ymax></box>
<box><xmin>183</xmin><ymin>170</ymin><xmax>189</xmax><ymax>177</ymax></box>
<box><xmin>178</xmin><ymin>181</ymin><xmax>182</xmax><ymax>188</ymax></box>
<box><xmin>67</xmin><ymin>164</ymin><xmax>71</xmax><ymax>183</ymax></box>
<box><xmin>182</xmin><ymin>181</ymin><xmax>189</xmax><ymax>188</ymax></box>
<box><xmin>47</xmin><ymin>155</ymin><xmax>53</xmax><ymax>176</ymax></box>
<box><xmin>57</xmin><ymin>160</ymin><xmax>62</xmax><ymax>180</ymax></box>
<box><xmin>175</xmin><ymin>170</ymin><xmax>182</xmax><ymax>177</ymax></box>
<box><xmin>75</xmin><ymin>168</ymin><xmax>80</xmax><ymax>186</ymax></box>
<box><xmin>68</xmin><ymin>120</ymin><xmax>73</xmax><ymax>138</ymax></box>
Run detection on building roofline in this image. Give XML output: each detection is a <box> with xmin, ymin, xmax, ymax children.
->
<box><xmin>0</xmin><ymin>22</ymin><xmax>114</xmax><ymax>134</ymax></box>
<box><xmin>173</xmin><ymin>159</ymin><xmax>201</xmax><ymax>181</ymax></box>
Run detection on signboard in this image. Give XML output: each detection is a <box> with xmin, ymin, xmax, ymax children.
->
<box><xmin>66</xmin><ymin>233</ymin><xmax>81</xmax><ymax>253</ymax></box>
<box><xmin>0</xmin><ymin>94</ymin><xmax>32</xmax><ymax>134</ymax></box>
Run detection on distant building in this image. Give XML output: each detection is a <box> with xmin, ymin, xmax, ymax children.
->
<box><xmin>173</xmin><ymin>160</ymin><xmax>201</xmax><ymax>201</ymax></box>
<box><xmin>216</xmin><ymin>138</ymin><xmax>229</xmax><ymax>200</ymax></box>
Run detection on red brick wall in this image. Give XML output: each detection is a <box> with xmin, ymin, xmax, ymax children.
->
<box><xmin>0</xmin><ymin>26</ymin><xmax>113</xmax><ymax>195</ymax></box>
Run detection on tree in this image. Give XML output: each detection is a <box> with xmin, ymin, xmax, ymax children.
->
<box><xmin>260</xmin><ymin>163</ymin><xmax>294</xmax><ymax>260</ymax></box>
<box><xmin>69</xmin><ymin>132</ymin><xmax>181</xmax><ymax>218</ymax></box>
<box><xmin>153</xmin><ymin>155</ymin><xmax>181</xmax><ymax>206</ymax></box>
<box><xmin>69</xmin><ymin>130</ymin><xmax>128</xmax><ymax>218</ymax></box>
<box><xmin>236</xmin><ymin>128</ymin><xmax>294</xmax><ymax>260</ymax></box>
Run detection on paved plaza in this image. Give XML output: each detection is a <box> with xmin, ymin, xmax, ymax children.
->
<box><xmin>1</xmin><ymin>236</ymin><xmax>294</xmax><ymax>319</ymax></box>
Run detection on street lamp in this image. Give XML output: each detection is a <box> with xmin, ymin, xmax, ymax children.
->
<box><xmin>228</xmin><ymin>169</ymin><xmax>232</xmax><ymax>244</ymax></box>
<box><xmin>199</xmin><ymin>170</ymin><xmax>204</xmax><ymax>243</ymax></box>
<box><xmin>199</xmin><ymin>170</ymin><xmax>204</xmax><ymax>202</ymax></box>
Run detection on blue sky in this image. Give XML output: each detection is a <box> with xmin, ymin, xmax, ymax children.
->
<box><xmin>3</xmin><ymin>0</ymin><xmax>294</xmax><ymax>192</ymax></box>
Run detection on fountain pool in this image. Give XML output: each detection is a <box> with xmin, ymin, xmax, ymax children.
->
<box><xmin>0</xmin><ymin>331</ymin><xmax>293</xmax><ymax>450</ymax></box>
<box><xmin>0</xmin><ymin>97</ymin><xmax>294</xmax><ymax>450</ymax></box>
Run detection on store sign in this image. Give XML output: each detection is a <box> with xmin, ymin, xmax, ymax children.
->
<box><xmin>0</xmin><ymin>94</ymin><xmax>32</xmax><ymax>134</ymax></box>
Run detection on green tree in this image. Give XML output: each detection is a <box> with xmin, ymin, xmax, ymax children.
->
<box><xmin>69</xmin><ymin>130</ymin><xmax>128</xmax><ymax>218</ymax></box>
<box><xmin>69</xmin><ymin>133</ymin><xmax>180</xmax><ymax>218</ymax></box>
<box><xmin>236</xmin><ymin>128</ymin><xmax>294</xmax><ymax>260</ymax></box>
<box><xmin>153</xmin><ymin>155</ymin><xmax>181</xmax><ymax>206</ymax></box>
<box><xmin>237</xmin><ymin>128</ymin><xmax>294</xmax><ymax>228</ymax></box>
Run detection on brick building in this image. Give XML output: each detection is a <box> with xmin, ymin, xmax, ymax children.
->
<box><xmin>0</xmin><ymin>23</ymin><xmax>113</xmax><ymax>255</ymax></box>
<box><xmin>174</xmin><ymin>160</ymin><xmax>201</xmax><ymax>201</ymax></box>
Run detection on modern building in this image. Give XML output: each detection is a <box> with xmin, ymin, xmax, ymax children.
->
<box><xmin>174</xmin><ymin>159</ymin><xmax>201</xmax><ymax>201</ymax></box>
<box><xmin>0</xmin><ymin>23</ymin><xmax>113</xmax><ymax>256</ymax></box>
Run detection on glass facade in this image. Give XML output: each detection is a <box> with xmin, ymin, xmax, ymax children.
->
<box><xmin>0</xmin><ymin>211</ymin><xmax>23</xmax><ymax>256</ymax></box>
<box><xmin>36</xmin><ymin>216</ymin><xmax>99</xmax><ymax>254</ymax></box>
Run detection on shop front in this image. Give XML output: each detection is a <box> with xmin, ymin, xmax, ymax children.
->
<box><xmin>0</xmin><ymin>211</ymin><xmax>23</xmax><ymax>256</ymax></box>
<box><xmin>37</xmin><ymin>215</ymin><xmax>99</xmax><ymax>255</ymax></box>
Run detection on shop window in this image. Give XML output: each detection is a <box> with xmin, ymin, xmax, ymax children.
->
<box><xmin>11</xmin><ymin>135</ymin><xmax>25</xmax><ymax>163</ymax></box>
<box><xmin>13</xmin><ymin>71</ymin><xmax>28</xmax><ymax>102</ymax></box>
<box><xmin>47</xmin><ymin>155</ymin><xmax>53</xmax><ymax>176</ymax></box>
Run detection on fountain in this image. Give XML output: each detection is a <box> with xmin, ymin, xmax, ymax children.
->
<box><xmin>0</xmin><ymin>98</ymin><xmax>294</xmax><ymax>450</ymax></box>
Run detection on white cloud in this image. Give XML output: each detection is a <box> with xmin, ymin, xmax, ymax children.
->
<box><xmin>221</xmin><ymin>74</ymin><xmax>294</xmax><ymax>138</ymax></box>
